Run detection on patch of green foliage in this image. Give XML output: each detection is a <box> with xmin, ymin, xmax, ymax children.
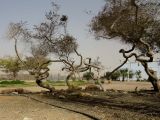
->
<box><xmin>0</xmin><ymin>80</ymin><xmax>36</xmax><ymax>87</ymax></box>
<box><xmin>46</xmin><ymin>80</ymin><xmax>87</xmax><ymax>86</ymax></box>
<box><xmin>0</xmin><ymin>80</ymin><xmax>24</xmax><ymax>84</ymax></box>
<box><xmin>72</xmin><ymin>80</ymin><xmax>87</xmax><ymax>86</ymax></box>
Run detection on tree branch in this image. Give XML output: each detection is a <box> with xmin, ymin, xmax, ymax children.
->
<box><xmin>74</xmin><ymin>49</ymin><xmax>83</xmax><ymax>68</ymax></box>
<box><xmin>98</xmin><ymin>35</ymin><xmax>115</xmax><ymax>39</ymax></box>
<box><xmin>108</xmin><ymin>44</ymin><xmax>136</xmax><ymax>79</ymax></box>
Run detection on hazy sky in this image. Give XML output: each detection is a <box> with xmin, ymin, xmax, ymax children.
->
<box><xmin>0</xmin><ymin>0</ymin><xmax>159</xmax><ymax>78</ymax></box>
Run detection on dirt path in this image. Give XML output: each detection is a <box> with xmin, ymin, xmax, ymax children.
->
<box><xmin>0</xmin><ymin>96</ymin><xmax>91</xmax><ymax>120</ymax></box>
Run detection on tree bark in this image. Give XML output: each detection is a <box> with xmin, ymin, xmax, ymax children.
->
<box><xmin>13</xmin><ymin>72</ymin><xmax>17</xmax><ymax>80</ymax></box>
<box><xmin>66</xmin><ymin>72</ymin><xmax>74</xmax><ymax>89</ymax></box>
<box><xmin>122</xmin><ymin>75</ymin><xmax>125</xmax><ymax>82</ymax></box>
<box><xmin>141</xmin><ymin>62</ymin><xmax>160</xmax><ymax>92</ymax></box>
<box><xmin>149</xmin><ymin>77</ymin><xmax>160</xmax><ymax>92</ymax></box>
<box><xmin>147</xmin><ymin>71</ymin><xmax>160</xmax><ymax>92</ymax></box>
<box><xmin>36</xmin><ymin>79</ymin><xmax>55</xmax><ymax>92</ymax></box>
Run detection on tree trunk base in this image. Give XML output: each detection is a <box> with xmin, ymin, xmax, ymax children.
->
<box><xmin>36</xmin><ymin>79</ymin><xmax>55</xmax><ymax>92</ymax></box>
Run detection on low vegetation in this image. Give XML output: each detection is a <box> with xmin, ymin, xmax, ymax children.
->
<box><xmin>0</xmin><ymin>79</ymin><xmax>88</xmax><ymax>88</ymax></box>
<box><xmin>46</xmin><ymin>80</ymin><xmax>87</xmax><ymax>86</ymax></box>
<box><xmin>0</xmin><ymin>80</ymin><xmax>34</xmax><ymax>87</ymax></box>
<box><xmin>0</xmin><ymin>80</ymin><xmax>24</xmax><ymax>84</ymax></box>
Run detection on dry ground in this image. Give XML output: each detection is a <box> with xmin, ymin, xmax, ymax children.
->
<box><xmin>37</xmin><ymin>92</ymin><xmax>160</xmax><ymax>120</ymax></box>
<box><xmin>102</xmin><ymin>81</ymin><xmax>152</xmax><ymax>91</ymax></box>
<box><xmin>0</xmin><ymin>81</ymin><xmax>158</xmax><ymax>120</ymax></box>
<box><xmin>0</xmin><ymin>95</ymin><xmax>90</xmax><ymax>120</ymax></box>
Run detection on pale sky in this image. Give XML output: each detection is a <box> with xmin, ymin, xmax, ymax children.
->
<box><xmin>0</xmin><ymin>0</ymin><xmax>159</xmax><ymax>78</ymax></box>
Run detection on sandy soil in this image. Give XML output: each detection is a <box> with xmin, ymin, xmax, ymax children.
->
<box><xmin>0</xmin><ymin>81</ymin><xmax>153</xmax><ymax>93</ymax></box>
<box><xmin>101</xmin><ymin>81</ymin><xmax>152</xmax><ymax>91</ymax></box>
<box><xmin>0</xmin><ymin>96</ymin><xmax>90</xmax><ymax>120</ymax></box>
<box><xmin>0</xmin><ymin>81</ymin><xmax>155</xmax><ymax>120</ymax></box>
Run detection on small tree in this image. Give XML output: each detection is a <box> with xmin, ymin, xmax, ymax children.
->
<box><xmin>90</xmin><ymin>0</ymin><xmax>160</xmax><ymax>91</ymax></box>
<box><xmin>0</xmin><ymin>57</ymin><xmax>21</xmax><ymax>79</ymax></box>
<box><xmin>129</xmin><ymin>70</ymin><xmax>134</xmax><ymax>79</ymax></box>
<box><xmin>7</xmin><ymin>3</ymin><xmax>77</xmax><ymax>91</ymax></box>
<box><xmin>119</xmin><ymin>68</ymin><xmax>128</xmax><ymax>81</ymax></box>
<box><xmin>7</xmin><ymin>2</ymin><xmax>102</xmax><ymax>91</ymax></box>
<box><xmin>120</xmin><ymin>68</ymin><xmax>135</xmax><ymax>81</ymax></box>
<box><xmin>105</xmin><ymin>71</ymin><xmax>121</xmax><ymax>80</ymax></box>
<box><xmin>135</xmin><ymin>70</ymin><xmax>142</xmax><ymax>81</ymax></box>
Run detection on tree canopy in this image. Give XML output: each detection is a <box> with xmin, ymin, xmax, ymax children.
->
<box><xmin>90</xmin><ymin>0</ymin><xmax>160</xmax><ymax>50</ymax></box>
<box><xmin>90</xmin><ymin>0</ymin><xmax>160</xmax><ymax>91</ymax></box>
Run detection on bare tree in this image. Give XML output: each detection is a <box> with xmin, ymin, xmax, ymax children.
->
<box><xmin>90</xmin><ymin>0</ymin><xmax>160</xmax><ymax>91</ymax></box>
<box><xmin>7</xmin><ymin>3</ymin><xmax>102</xmax><ymax>91</ymax></box>
<box><xmin>88</xmin><ymin>57</ymin><xmax>104</xmax><ymax>90</ymax></box>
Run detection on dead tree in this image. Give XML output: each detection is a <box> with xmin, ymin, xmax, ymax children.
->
<box><xmin>7</xmin><ymin>3</ymin><xmax>103</xmax><ymax>91</ymax></box>
<box><xmin>6</xmin><ymin>3</ymin><xmax>75</xmax><ymax>90</ymax></box>
<box><xmin>84</xmin><ymin>57</ymin><xmax>104</xmax><ymax>91</ymax></box>
<box><xmin>56</xmin><ymin>49</ymin><xmax>103</xmax><ymax>90</ymax></box>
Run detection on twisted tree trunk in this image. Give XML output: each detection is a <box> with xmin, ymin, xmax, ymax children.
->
<box><xmin>36</xmin><ymin>79</ymin><xmax>55</xmax><ymax>92</ymax></box>
<box><xmin>141</xmin><ymin>62</ymin><xmax>160</xmax><ymax>92</ymax></box>
<box><xmin>149</xmin><ymin>76</ymin><xmax>160</xmax><ymax>92</ymax></box>
<box><xmin>108</xmin><ymin>42</ymin><xmax>160</xmax><ymax>92</ymax></box>
<box><xmin>66</xmin><ymin>72</ymin><xmax>74</xmax><ymax>89</ymax></box>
